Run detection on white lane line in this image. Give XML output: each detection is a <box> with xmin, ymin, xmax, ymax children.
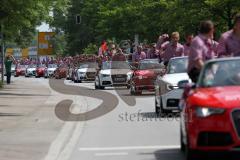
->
<box><xmin>95</xmin><ymin>152</ymin><xmax>128</xmax><ymax>156</ymax></box>
<box><xmin>79</xmin><ymin>145</ymin><xmax>180</xmax><ymax>151</ymax></box>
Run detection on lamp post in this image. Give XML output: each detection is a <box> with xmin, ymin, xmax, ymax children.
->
<box><xmin>0</xmin><ymin>11</ymin><xmax>8</xmax><ymax>83</ymax></box>
<box><xmin>1</xmin><ymin>24</ymin><xmax>4</xmax><ymax>83</ymax></box>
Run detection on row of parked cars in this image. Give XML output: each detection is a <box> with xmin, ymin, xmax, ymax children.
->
<box><xmin>13</xmin><ymin>64</ymin><xmax>58</xmax><ymax>78</ymax></box>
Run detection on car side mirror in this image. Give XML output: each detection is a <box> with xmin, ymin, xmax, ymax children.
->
<box><xmin>178</xmin><ymin>80</ymin><xmax>189</xmax><ymax>89</ymax></box>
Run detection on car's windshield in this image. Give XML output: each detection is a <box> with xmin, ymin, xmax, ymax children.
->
<box><xmin>200</xmin><ymin>59</ymin><xmax>240</xmax><ymax>87</ymax></box>
<box><xmin>167</xmin><ymin>58</ymin><xmax>188</xmax><ymax>74</ymax></box>
<box><xmin>48</xmin><ymin>64</ymin><xmax>57</xmax><ymax>68</ymax></box>
<box><xmin>102</xmin><ymin>61</ymin><xmax>130</xmax><ymax>70</ymax></box>
<box><xmin>79</xmin><ymin>62</ymin><xmax>98</xmax><ymax>69</ymax></box>
<box><xmin>38</xmin><ymin>64</ymin><xmax>46</xmax><ymax>67</ymax></box>
<box><xmin>139</xmin><ymin>62</ymin><xmax>163</xmax><ymax>70</ymax></box>
<box><xmin>29</xmin><ymin>64</ymin><xmax>37</xmax><ymax>68</ymax></box>
<box><xmin>18</xmin><ymin>65</ymin><xmax>27</xmax><ymax>69</ymax></box>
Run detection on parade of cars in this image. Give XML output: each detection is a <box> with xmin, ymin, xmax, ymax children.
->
<box><xmin>6</xmin><ymin>55</ymin><xmax>240</xmax><ymax>160</ymax></box>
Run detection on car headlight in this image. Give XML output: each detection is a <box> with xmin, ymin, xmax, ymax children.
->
<box><xmin>166</xmin><ymin>84</ymin><xmax>178</xmax><ymax>90</ymax></box>
<box><xmin>127</xmin><ymin>72</ymin><xmax>133</xmax><ymax>80</ymax></box>
<box><xmin>195</xmin><ymin>107</ymin><xmax>225</xmax><ymax>118</ymax></box>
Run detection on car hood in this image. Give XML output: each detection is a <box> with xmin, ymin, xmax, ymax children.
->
<box><xmin>27</xmin><ymin>68</ymin><xmax>36</xmax><ymax>71</ymax></box>
<box><xmin>48</xmin><ymin>68</ymin><xmax>57</xmax><ymax>71</ymax></box>
<box><xmin>100</xmin><ymin>69</ymin><xmax>131</xmax><ymax>75</ymax></box>
<box><xmin>78</xmin><ymin>68</ymin><xmax>96</xmax><ymax>73</ymax></box>
<box><xmin>135</xmin><ymin>69</ymin><xmax>162</xmax><ymax>76</ymax></box>
<box><xmin>192</xmin><ymin>86</ymin><xmax>240</xmax><ymax>108</ymax></box>
<box><xmin>162</xmin><ymin>73</ymin><xmax>190</xmax><ymax>86</ymax></box>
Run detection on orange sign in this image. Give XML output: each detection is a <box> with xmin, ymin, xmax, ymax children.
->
<box><xmin>38</xmin><ymin>32</ymin><xmax>55</xmax><ymax>56</ymax></box>
<box><xmin>22</xmin><ymin>48</ymin><xmax>29</xmax><ymax>58</ymax></box>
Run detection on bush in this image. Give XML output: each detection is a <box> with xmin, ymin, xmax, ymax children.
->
<box><xmin>83</xmin><ymin>43</ymin><xmax>98</xmax><ymax>55</ymax></box>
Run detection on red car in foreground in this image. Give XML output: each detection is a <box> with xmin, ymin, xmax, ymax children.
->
<box><xmin>35</xmin><ymin>64</ymin><xmax>47</xmax><ymax>78</ymax></box>
<box><xmin>180</xmin><ymin>58</ymin><xmax>240</xmax><ymax>160</ymax></box>
<box><xmin>14</xmin><ymin>65</ymin><xmax>28</xmax><ymax>77</ymax></box>
<box><xmin>129</xmin><ymin>59</ymin><xmax>165</xmax><ymax>95</ymax></box>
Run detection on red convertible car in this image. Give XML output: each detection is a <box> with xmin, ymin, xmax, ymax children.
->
<box><xmin>129</xmin><ymin>59</ymin><xmax>165</xmax><ymax>95</ymax></box>
<box><xmin>180</xmin><ymin>58</ymin><xmax>240</xmax><ymax>160</ymax></box>
<box><xmin>54</xmin><ymin>64</ymin><xmax>68</xmax><ymax>79</ymax></box>
<box><xmin>14</xmin><ymin>65</ymin><xmax>28</xmax><ymax>77</ymax></box>
<box><xmin>35</xmin><ymin>64</ymin><xmax>47</xmax><ymax>78</ymax></box>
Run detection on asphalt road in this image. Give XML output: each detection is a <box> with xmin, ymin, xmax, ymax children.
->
<box><xmin>50</xmin><ymin>80</ymin><xmax>184</xmax><ymax>160</ymax></box>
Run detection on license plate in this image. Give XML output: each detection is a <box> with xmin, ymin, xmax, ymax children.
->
<box><xmin>114</xmin><ymin>78</ymin><xmax>126</xmax><ymax>82</ymax></box>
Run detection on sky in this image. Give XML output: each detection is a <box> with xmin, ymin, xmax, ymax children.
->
<box><xmin>36</xmin><ymin>22</ymin><xmax>52</xmax><ymax>32</ymax></box>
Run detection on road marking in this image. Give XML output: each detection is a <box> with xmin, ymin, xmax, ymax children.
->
<box><xmin>95</xmin><ymin>152</ymin><xmax>128</xmax><ymax>156</ymax></box>
<box><xmin>79</xmin><ymin>145</ymin><xmax>180</xmax><ymax>151</ymax></box>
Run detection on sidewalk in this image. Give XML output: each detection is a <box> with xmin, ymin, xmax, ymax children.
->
<box><xmin>0</xmin><ymin>77</ymin><xmax>64</xmax><ymax>160</ymax></box>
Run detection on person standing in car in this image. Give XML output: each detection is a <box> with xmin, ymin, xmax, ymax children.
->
<box><xmin>188</xmin><ymin>20</ymin><xmax>216</xmax><ymax>83</ymax></box>
<box><xmin>132</xmin><ymin>45</ymin><xmax>146</xmax><ymax>63</ymax></box>
<box><xmin>217</xmin><ymin>13</ymin><xmax>240</xmax><ymax>57</ymax></box>
<box><xmin>183</xmin><ymin>34</ymin><xmax>194</xmax><ymax>56</ymax></box>
<box><xmin>5</xmin><ymin>55</ymin><xmax>16</xmax><ymax>84</ymax></box>
<box><xmin>161</xmin><ymin>32</ymin><xmax>184</xmax><ymax>65</ymax></box>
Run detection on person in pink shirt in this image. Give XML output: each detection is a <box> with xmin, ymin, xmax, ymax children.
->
<box><xmin>147</xmin><ymin>43</ymin><xmax>160</xmax><ymax>59</ymax></box>
<box><xmin>132</xmin><ymin>45</ymin><xmax>146</xmax><ymax>63</ymax></box>
<box><xmin>188</xmin><ymin>20</ymin><xmax>216</xmax><ymax>83</ymax></box>
<box><xmin>161</xmin><ymin>32</ymin><xmax>184</xmax><ymax>65</ymax></box>
<box><xmin>156</xmin><ymin>34</ymin><xmax>169</xmax><ymax>50</ymax></box>
<box><xmin>183</xmin><ymin>34</ymin><xmax>194</xmax><ymax>56</ymax></box>
<box><xmin>217</xmin><ymin>14</ymin><xmax>240</xmax><ymax>57</ymax></box>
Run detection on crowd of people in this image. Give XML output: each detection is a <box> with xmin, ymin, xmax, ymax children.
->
<box><xmin>2</xmin><ymin>13</ymin><xmax>240</xmax><ymax>84</ymax></box>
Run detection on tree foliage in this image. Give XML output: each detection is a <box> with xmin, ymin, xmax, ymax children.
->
<box><xmin>83</xmin><ymin>43</ymin><xmax>98</xmax><ymax>55</ymax></box>
<box><xmin>1</xmin><ymin>0</ymin><xmax>239</xmax><ymax>53</ymax></box>
<box><xmin>0</xmin><ymin>0</ymin><xmax>69</xmax><ymax>47</ymax></box>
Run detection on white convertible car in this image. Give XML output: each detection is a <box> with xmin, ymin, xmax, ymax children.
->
<box><xmin>44</xmin><ymin>64</ymin><xmax>58</xmax><ymax>78</ymax></box>
<box><xmin>25</xmin><ymin>64</ymin><xmax>37</xmax><ymax>77</ymax></box>
<box><xmin>155</xmin><ymin>57</ymin><xmax>190</xmax><ymax>114</ymax></box>
<box><xmin>95</xmin><ymin>61</ymin><xmax>132</xmax><ymax>89</ymax></box>
<box><xmin>74</xmin><ymin>62</ymin><xmax>99</xmax><ymax>83</ymax></box>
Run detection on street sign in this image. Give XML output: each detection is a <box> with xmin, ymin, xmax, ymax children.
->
<box><xmin>38</xmin><ymin>32</ymin><xmax>55</xmax><ymax>56</ymax></box>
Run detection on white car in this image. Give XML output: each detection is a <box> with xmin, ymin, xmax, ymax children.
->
<box><xmin>74</xmin><ymin>62</ymin><xmax>99</xmax><ymax>83</ymax></box>
<box><xmin>155</xmin><ymin>57</ymin><xmax>190</xmax><ymax>114</ymax></box>
<box><xmin>44</xmin><ymin>64</ymin><xmax>58</xmax><ymax>78</ymax></box>
<box><xmin>25</xmin><ymin>64</ymin><xmax>37</xmax><ymax>77</ymax></box>
<box><xmin>11</xmin><ymin>64</ymin><xmax>16</xmax><ymax>75</ymax></box>
<box><xmin>95</xmin><ymin>61</ymin><xmax>132</xmax><ymax>89</ymax></box>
